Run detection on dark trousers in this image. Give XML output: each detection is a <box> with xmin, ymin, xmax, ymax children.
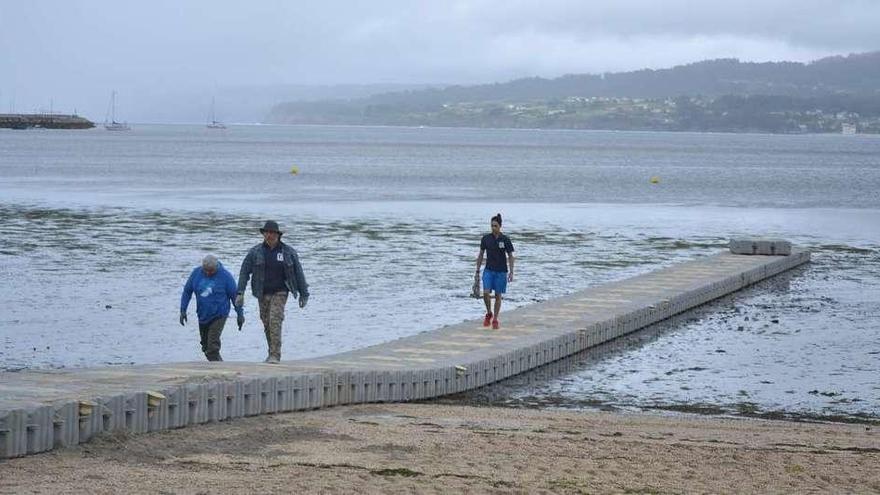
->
<box><xmin>198</xmin><ymin>317</ymin><xmax>226</xmax><ymax>361</ymax></box>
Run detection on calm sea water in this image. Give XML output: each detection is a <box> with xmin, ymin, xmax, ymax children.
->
<box><xmin>1</xmin><ymin>125</ymin><xmax>878</xmax><ymax>421</ymax></box>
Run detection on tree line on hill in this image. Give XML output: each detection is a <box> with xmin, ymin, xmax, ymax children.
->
<box><xmin>266</xmin><ymin>51</ymin><xmax>880</xmax><ymax>133</ymax></box>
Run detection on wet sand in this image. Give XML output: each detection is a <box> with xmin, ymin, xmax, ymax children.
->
<box><xmin>1</xmin><ymin>403</ymin><xmax>877</xmax><ymax>494</ymax></box>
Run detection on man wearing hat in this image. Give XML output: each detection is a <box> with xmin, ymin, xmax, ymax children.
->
<box><xmin>235</xmin><ymin>220</ymin><xmax>309</xmax><ymax>363</ymax></box>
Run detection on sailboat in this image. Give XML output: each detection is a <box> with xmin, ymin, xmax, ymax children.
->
<box><xmin>206</xmin><ymin>97</ymin><xmax>226</xmax><ymax>129</ymax></box>
<box><xmin>104</xmin><ymin>91</ymin><xmax>131</xmax><ymax>131</ymax></box>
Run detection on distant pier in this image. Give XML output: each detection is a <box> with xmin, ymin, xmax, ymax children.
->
<box><xmin>0</xmin><ymin>113</ymin><xmax>94</xmax><ymax>130</ymax></box>
<box><xmin>0</xmin><ymin>242</ymin><xmax>809</xmax><ymax>459</ymax></box>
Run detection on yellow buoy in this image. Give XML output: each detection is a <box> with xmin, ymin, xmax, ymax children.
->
<box><xmin>649</xmin><ymin>176</ymin><xmax>660</xmax><ymax>184</ymax></box>
<box><xmin>290</xmin><ymin>166</ymin><xmax>300</xmax><ymax>175</ymax></box>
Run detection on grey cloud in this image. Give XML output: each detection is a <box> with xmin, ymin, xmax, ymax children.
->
<box><xmin>440</xmin><ymin>0</ymin><xmax>880</xmax><ymax>49</ymax></box>
<box><xmin>1</xmin><ymin>0</ymin><xmax>877</xmax><ymax>122</ymax></box>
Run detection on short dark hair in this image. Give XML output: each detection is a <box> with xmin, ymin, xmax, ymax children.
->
<box><xmin>491</xmin><ymin>213</ymin><xmax>502</xmax><ymax>226</ymax></box>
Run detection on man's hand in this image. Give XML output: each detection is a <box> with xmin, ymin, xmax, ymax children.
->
<box><xmin>237</xmin><ymin>313</ymin><xmax>245</xmax><ymax>331</ymax></box>
<box><xmin>508</xmin><ymin>271</ymin><xmax>514</xmax><ymax>283</ymax></box>
<box><xmin>299</xmin><ymin>295</ymin><xmax>308</xmax><ymax>309</ymax></box>
<box><xmin>179</xmin><ymin>312</ymin><xmax>187</xmax><ymax>326</ymax></box>
<box><xmin>234</xmin><ymin>294</ymin><xmax>244</xmax><ymax>308</ymax></box>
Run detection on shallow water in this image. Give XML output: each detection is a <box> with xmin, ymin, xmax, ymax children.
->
<box><xmin>448</xmin><ymin>257</ymin><xmax>880</xmax><ymax>421</ymax></box>
<box><xmin>1</xmin><ymin>125</ymin><xmax>878</xmax><ymax>421</ymax></box>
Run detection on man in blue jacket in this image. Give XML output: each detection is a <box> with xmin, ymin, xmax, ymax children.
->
<box><xmin>235</xmin><ymin>220</ymin><xmax>309</xmax><ymax>363</ymax></box>
<box><xmin>180</xmin><ymin>254</ymin><xmax>244</xmax><ymax>362</ymax></box>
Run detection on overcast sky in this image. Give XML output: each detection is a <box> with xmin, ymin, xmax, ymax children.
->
<box><xmin>1</xmin><ymin>0</ymin><xmax>878</xmax><ymax>121</ymax></box>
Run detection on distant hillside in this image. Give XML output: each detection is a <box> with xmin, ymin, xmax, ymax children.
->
<box><xmin>266</xmin><ymin>52</ymin><xmax>880</xmax><ymax>133</ymax></box>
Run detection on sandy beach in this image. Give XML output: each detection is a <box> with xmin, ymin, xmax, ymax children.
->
<box><xmin>1</xmin><ymin>403</ymin><xmax>877</xmax><ymax>494</ymax></box>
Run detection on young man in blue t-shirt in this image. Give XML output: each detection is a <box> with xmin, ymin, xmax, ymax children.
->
<box><xmin>476</xmin><ymin>213</ymin><xmax>515</xmax><ymax>329</ymax></box>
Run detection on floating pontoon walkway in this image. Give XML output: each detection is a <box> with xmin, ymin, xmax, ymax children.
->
<box><xmin>0</xmin><ymin>245</ymin><xmax>809</xmax><ymax>458</ymax></box>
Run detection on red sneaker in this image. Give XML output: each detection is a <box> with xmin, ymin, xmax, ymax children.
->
<box><xmin>482</xmin><ymin>312</ymin><xmax>493</xmax><ymax>327</ymax></box>
<box><xmin>492</xmin><ymin>318</ymin><xmax>500</xmax><ymax>330</ymax></box>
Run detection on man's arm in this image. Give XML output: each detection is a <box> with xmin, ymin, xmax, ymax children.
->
<box><xmin>226</xmin><ymin>270</ymin><xmax>245</xmax><ymax>330</ymax></box>
<box><xmin>226</xmin><ymin>271</ymin><xmax>244</xmax><ymax>315</ymax></box>
<box><xmin>236</xmin><ymin>249</ymin><xmax>253</xmax><ymax>296</ymax></box>
<box><xmin>180</xmin><ymin>270</ymin><xmax>195</xmax><ymax>325</ymax></box>
<box><xmin>292</xmin><ymin>252</ymin><xmax>308</xmax><ymax>298</ymax></box>
<box><xmin>476</xmin><ymin>235</ymin><xmax>486</xmax><ymax>273</ymax></box>
<box><xmin>288</xmin><ymin>249</ymin><xmax>309</xmax><ymax>308</ymax></box>
<box><xmin>180</xmin><ymin>270</ymin><xmax>195</xmax><ymax>313</ymax></box>
<box><xmin>507</xmin><ymin>252</ymin><xmax>515</xmax><ymax>282</ymax></box>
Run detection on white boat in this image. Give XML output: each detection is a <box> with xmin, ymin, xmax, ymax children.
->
<box><xmin>104</xmin><ymin>121</ymin><xmax>130</xmax><ymax>131</ymax></box>
<box><xmin>104</xmin><ymin>91</ymin><xmax>131</xmax><ymax>131</ymax></box>
<box><xmin>206</xmin><ymin>97</ymin><xmax>226</xmax><ymax>129</ymax></box>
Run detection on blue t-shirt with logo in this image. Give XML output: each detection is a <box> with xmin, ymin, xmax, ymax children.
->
<box><xmin>481</xmin><ymin>233</ymin><xmax>514</xmax><ymax>272</ymax></box>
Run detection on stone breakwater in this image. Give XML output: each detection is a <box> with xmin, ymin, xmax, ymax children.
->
<box><xmin>0</xmin><ymin>114</ymin><xmax>94</xmax><ymax>129</ymax></box>
<box><xmin>0</xmin><ymin>247</ymin><xmax>809</xmax><ymax>459</ymax></box>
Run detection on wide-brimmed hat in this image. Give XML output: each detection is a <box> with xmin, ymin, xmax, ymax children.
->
<box><xmin>259</xmin><ymin>220</ymin><xmax>283</xmax><ymax>235</ymax></box>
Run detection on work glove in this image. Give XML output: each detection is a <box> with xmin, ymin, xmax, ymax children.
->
<box><xmin>471</xmin><ymin>271</ymin><xmax>481</xmax><ymax>299</ymax></box>
<box><xmin>237</xmin><ymin>313</ymin><xmax>245</xmax><ymax>331</ymax></box>
<box><xmin>298</xmin><ymin>294</ymin><xmax>308</xmax><ymax>309</ymax></box>
<box><xmin>179</xmin><ymin>312</ymin><xmax>187</xmax><ymax>326</ymax></box>
<box><xmin>234</xmin><ymin>294</ymin><xmax>244</xmax><ymax>308</ymax></box>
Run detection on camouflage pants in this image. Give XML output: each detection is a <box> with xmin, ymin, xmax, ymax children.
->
<box><xmin>198</xmin><ymin>317</ymin><xmax>226</xmax><ymax>362</ymax></box>
<box><xmin>259</xmin><ymin>292</ymin><xmax>288</xmax><ymax>360</ymax></box>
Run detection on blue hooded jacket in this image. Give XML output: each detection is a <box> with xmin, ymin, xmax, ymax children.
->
<box><xmin>180</xmin><ymin>261</ymin><xmax>243</xmax><ymax>324</ymax></box>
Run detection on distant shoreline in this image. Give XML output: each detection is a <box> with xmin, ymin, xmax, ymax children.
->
<box><xmin>26</xmin><ymin>120</ymin><xmax>873</xmax><ymax>136</ymax></box>
<box><xmin>262</xmin><ymin>117</ymin><xmax>879</xmax><ymax>135</ymax></box>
